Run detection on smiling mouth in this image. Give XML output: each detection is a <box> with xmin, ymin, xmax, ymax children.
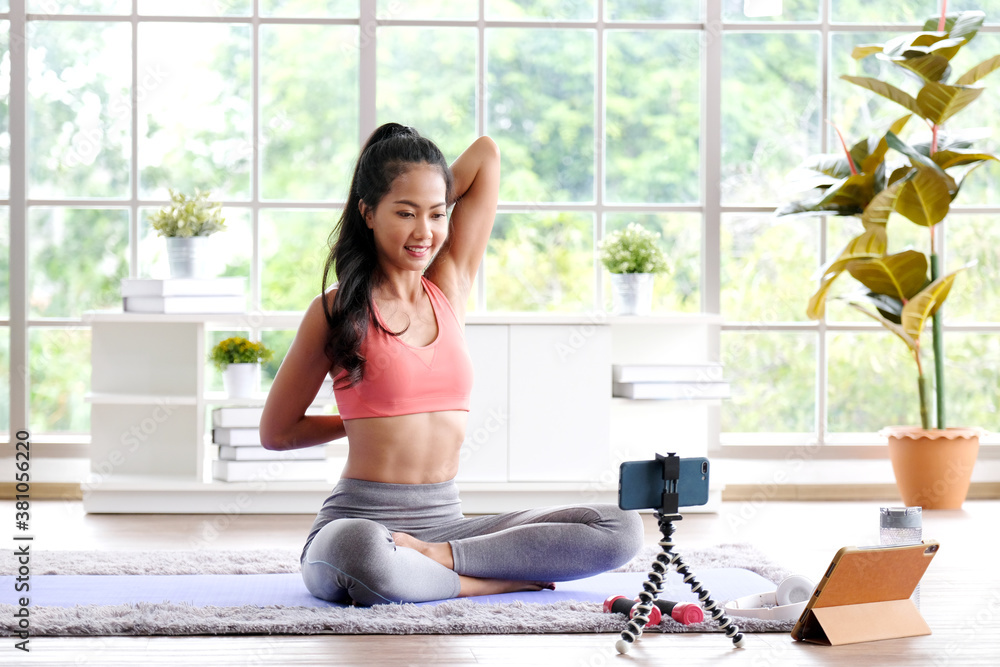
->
<box><xmin>405</xmin><ymin>246</ymin><xmax>431</xmax><ymax>253</ymax></box>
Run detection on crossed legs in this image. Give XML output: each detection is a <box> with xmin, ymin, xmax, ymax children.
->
<box><xmin>302</xmin><ymin>503</ymin><xmax>643</xmax><ymax>606</ymax></box>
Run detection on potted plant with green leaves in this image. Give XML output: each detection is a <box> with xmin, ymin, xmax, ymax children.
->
<box><xmin>599</xmin><ymin>222</ymin><xmax>669</xmax><ymax>316</ymax></box>
<box><xmin>149</xmin><ymin>189</ymin><xmax>227</xmax><ymax>279</ymax></box>
<box><xmin>777</xmin><ymin>8</ymin><xmax>998</xmax><ymax>508</ymax></box>
<box><xmin>211</xmin><ymin>336</ymin><xmax>273</xmax><ymax>398</ymax></box>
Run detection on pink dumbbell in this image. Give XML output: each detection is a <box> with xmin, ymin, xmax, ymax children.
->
<box><xmin>604</xmin><ymin>594</ymin><xmax>704</xmax><ymax>626</ymax></box>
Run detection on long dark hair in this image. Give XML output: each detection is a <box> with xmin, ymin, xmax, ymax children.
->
<box><xmin>321</xmin><ymin>123</ymin><xmax>454</xmax><ymax>388</ymax></box>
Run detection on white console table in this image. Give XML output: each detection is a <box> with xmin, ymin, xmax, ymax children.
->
<box><xmin>83</xmin><ymin>311</ymin><xmax>720</xmax><ymax>513</ymax></box>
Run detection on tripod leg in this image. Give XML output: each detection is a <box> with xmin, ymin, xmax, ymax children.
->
<box><xmin>614</xmin><ymin>551</ymin><xmax>667</xmax><ymax>654</ymax></box>
<box><xmin>659</xmin><ymin>514</ymin><xmax>745</xmax><ymax>648</ymax></box>
<box><xmin>614</xmin><ymin>514</ymin><xmax>745</xmax><ymax>654</ymax></box>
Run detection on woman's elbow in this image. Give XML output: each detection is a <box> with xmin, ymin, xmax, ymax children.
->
<box><xmin>258</xmin><ymin>417</ymin><xmax>289</xmax><ymax>451</ymax></box>
<box><xmin>259</xmin><ymin>433</ymin><xmax>286</xmax><ymax>451</ymax></box>
<box><xmin>479</xmin><ymin>135</ymin><xmax>500</xmax><ymax>161</ymax></box>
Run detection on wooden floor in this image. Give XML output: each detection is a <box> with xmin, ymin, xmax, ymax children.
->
<box><xmin>5</xmin><ymin>498</ymin><xmax>999</xmax><ymax>666</ymax></box>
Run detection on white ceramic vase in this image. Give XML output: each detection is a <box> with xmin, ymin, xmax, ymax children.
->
<box><xmin>610</xmin><ymin>273</ymin><xmax>655</xmax><ymax>316</ymax></box>
<box><xmin>222</xmin><ymin>363</ymin><xmax>257</xmax><ymax>398</ymax></box>
<box><xmin>166</xmin><ymin>236</ymin><xmax>211</xmax><ymax>279</ymax></box>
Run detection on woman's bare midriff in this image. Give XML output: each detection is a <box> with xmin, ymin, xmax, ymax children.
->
<box><xmin>339</xmin><ymin>410</ymin><xmax>468</xmax><ymax>484</ymax></box>
<box><xmin>339</xmin><ymin>409</ymin><xmax>556</xmax><ymax>595</ymax></box>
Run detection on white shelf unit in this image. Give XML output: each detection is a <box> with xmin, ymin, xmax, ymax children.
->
<box><xmin>84</xmin><ymin>312</ymin><xmax>346</xmax><ymax>513</ymax></box>
<box><xmin>89</xmin><ymin>318</ymin><xmax>208</xmax><ymax>484</ymax></box>
<box><xmin>83</xmin><ymin>311</ymin><xmax>719</xmax><ymax>513</ymax></box>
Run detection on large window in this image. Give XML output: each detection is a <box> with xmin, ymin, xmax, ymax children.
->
<box><xmin>3</xmin><ymin>1</ymin><xmax>999</xmax><ymax>449</ymax></box>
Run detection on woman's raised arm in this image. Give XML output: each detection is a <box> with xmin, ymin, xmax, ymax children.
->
<box><xmin>426</xmin><ymin>136</ymin><xmax>500</xmax><ymax>307</ymax></box>
<box><xmin>259</xmin><ymin>293</ymin><xmax>346</xmax><ymax>450</ymax></box>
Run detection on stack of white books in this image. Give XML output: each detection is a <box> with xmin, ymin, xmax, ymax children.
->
<box><xmin>122</xmin><ymin>277</ymin><xmax>246</xmax><ymax>313</ymax></box>
<box><xmin>612</xmin><ymin>363</ymin><xmax>731</xmax><ymax>400</ymax></box>
<box><xmin>211</xmin><ymin>406</ymin><xmax>330</xmax><ymax>482</ymax></box>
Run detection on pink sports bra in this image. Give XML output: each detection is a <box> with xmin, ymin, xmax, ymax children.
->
<box><xmin>332</xmin><ymin>277</ymin><xmax>474</xmax><ymax>420</ymax></box>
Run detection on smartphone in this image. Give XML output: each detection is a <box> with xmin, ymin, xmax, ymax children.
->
<box><xmin>618</xmin><ymin>457</ymin><xmax>710</xmax><ymax>510</ymax></box>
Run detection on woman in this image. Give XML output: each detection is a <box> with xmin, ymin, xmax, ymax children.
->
<box><xmin>260</xmin><ymin>123</ymin><xmax>643</xmax><ymax>606</ymax></box>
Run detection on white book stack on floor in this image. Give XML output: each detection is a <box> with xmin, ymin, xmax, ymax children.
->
<box><xmin>611</xmin><ymin>363</ymin><xmax>731</xmax><ymax>400</ymax></box>
<box><xmin>211</xmin><ymin>406</ymin><xmax>330</xmax><ymax>482</ymax></box>
<box><xmin>121</xmin><ymin>277</ymin><xmax>246</xmax><ymax>313</ymax></box>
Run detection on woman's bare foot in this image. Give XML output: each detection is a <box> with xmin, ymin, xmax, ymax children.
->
<box><xmin>392</xmin><ymin>532</ymin><xmax>455</xmax><ymax>569</ymax></box>
<box><xmin>392</xmin><ymin>533</ymin><xmax>555</xmax><ymax>597</ymax></box>
<box><xmin>458</xmin><ymin>575</ymin><xmax>556</xmax><ymax>597</ymax></box>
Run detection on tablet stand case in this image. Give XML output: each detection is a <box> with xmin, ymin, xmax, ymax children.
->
<box><xmin>793</xmin><ymin>543</ymin><xmax>936</xmax><ymax>646</ymax></box>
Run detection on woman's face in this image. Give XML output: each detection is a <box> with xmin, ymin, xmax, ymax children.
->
<box><xmin>363</xmin><ymin>163</ymin><xmax>449</xmax><ymax>274</ymax></box>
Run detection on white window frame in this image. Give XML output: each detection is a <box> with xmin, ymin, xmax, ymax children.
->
<box><xmin>3</xmin><ymin>0</ymin><xmax>998</xmax><ymax>465</ymax></box>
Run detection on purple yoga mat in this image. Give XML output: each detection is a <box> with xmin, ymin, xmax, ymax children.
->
<box><xmin>4</xmin><ymin>567</ymin><xmax>775</xmax><ymax>608</ymax></box>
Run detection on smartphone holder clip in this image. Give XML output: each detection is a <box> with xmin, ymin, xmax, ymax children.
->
<box><xmin>615</xmin><ymin>453</ymin><xmax>746</xmax><ymax>654</ymax></box>
<box><xmin>656</xmin><ymin>452</ymin><xmax>680</xmax><ymax>515</ymax></box>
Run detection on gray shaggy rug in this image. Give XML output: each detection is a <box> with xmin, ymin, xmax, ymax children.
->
<box><xmin>0</xmin><ymin>543</ymin><xmax>795</xmax><ymax>636</ymax></box>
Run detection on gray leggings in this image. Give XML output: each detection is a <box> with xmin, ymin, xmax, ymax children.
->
<box><xmin>300</xmin><ymin>477</ymin><xmax>644</xmax><ymax>606</ymax></box>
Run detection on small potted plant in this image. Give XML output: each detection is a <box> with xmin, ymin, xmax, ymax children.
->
<box><xmin>776</xmin><ymin>9</ymin><xmax>997</xmax><ymax>507</ymax></box>
<box><xmin>599</xmin><ymin>222</ymin><xmax>669</xmax><ymax>315</ymax></box>
<box><xmin>211</xmin><ymin>336</ymin><xmax>273</xmax><ymax>398</ymax></box>
<box><xmin>149</xmin><ymin>189</ymin><xmax>227</xmax><ymax>279</ymax></box>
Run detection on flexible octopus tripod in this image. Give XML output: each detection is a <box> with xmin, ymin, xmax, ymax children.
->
<box><xmin>615</xmin><ymin>454</ymin><xmax>746</xmax><ymax>654</ymax></box>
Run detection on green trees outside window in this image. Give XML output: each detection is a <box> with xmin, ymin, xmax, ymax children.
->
<box><xmin>6</xmin><ymin>2</ymin><xmax>998</xmax><ymax>441</ymax></box>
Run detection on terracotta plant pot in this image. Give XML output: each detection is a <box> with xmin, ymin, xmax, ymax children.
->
<box><xmin>881</xmin><ymin>426</ymin><xmax>982</xmax><ymax>510</ymax></box>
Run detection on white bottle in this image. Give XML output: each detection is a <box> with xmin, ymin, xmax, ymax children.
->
<box><xmin>879</xmin><ymin>507</ymin><xmax>922</xmax><ymax>608</ymax></box>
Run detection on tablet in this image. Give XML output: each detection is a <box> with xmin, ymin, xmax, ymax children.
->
<box><xmin>791</xmin><ymin>541</ymin><xmax>939</xmax><ymax>646</ymax></box>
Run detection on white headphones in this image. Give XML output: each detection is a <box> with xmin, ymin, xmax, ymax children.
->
<box><xmin>723</xmin><ymin>575</ymin><xmax>816</xmax><ymax>621</ymax></box>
